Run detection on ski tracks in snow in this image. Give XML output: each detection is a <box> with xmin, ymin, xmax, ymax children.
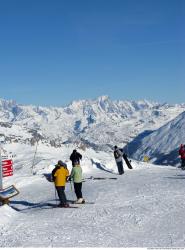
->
<box><xmin>1</xmin><ymin>167</ymin><xmax>185</xmax><ymax>247</ymax></box>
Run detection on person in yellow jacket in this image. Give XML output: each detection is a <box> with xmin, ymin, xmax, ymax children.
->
<box><xmin>52</xmin><ymin>160</ymin><xmax>69</xmax><ymax>208</ymax></box>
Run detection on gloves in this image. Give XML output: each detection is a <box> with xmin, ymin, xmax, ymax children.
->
<box><xmin>67</xmin><ymin>177</ymin><xmax>71</xmax><ymax>182</ymax></box>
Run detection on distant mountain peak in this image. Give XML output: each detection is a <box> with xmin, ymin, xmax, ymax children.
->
<box><xmin>97</xmin><ymin>95</ymin><xmax>110</xmax><ymax>102</ymax></box>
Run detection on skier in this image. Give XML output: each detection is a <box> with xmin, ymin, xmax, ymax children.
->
<box><xmin>52</xmin><ymin>160</ymin><xmax>69</xmax><ymax>207</ymax></box>
<box><xmin>69</xmin><ymin>163</ymin><xmax>85</xmax><ymax>204</ymax></box>
<box><xmin>179</xmin><ymin>144</ymin><xmax>185</xmax><ymax>170</ymax></box>
<box><xmin>70</xmin><ymin>149</ymin><xmax>82</xmax><ymax>167</ymax></box>
<box><xmin>114</xmin><ymin>146</ymin><xmax>124</xmax><ymax>175</ymax></box>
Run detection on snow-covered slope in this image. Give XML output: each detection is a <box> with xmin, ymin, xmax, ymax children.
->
<box><xmin>1</xmin><ymin>96</ymin><xmax>185</xmax><ymax>152</ymax></box>
<box><xmin>1</xmin><ymin>159</ymin><xmax>185</xmax><ymax>248</ymax></box>
<box><xmin>1</xmin><ymin>119</ymin><xmax>185</xmax><ymax>247</ymax></box>
<box><xmin>126</xmin><ymin>111</ymin><xmax>185</xmax><ymax>166</ymax></box>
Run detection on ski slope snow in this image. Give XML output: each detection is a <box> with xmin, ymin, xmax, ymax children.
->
<box><xmin>1</xmin><ymin>156</ymin><xmax>185</xmax><ymax>248</ymax></box>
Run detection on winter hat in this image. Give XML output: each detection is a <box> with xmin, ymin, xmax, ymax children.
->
<box><xmin>58</xmin><ymin>160</ymin><xmax>67</xmax><ymax>168</ymax></box>
<box><xmin>58</xmin><ymin>160</ymin><xmax>67</xmax><ymax>166</ymax></box>
<box><xmin>58</xmin><ymin>160</ymin><xmax>63</xmax><ymax>165</ymax></box>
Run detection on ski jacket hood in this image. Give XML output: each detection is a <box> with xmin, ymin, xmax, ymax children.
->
<box><xmin>52</xmin><ymin>165</ymin><xmax>69</xmax><ymax>187</ymax></box>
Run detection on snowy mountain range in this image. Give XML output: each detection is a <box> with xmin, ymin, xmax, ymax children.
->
<box><xmin>0</xmin><ymin>96</ymin><xmax>185</xmax><ymax>164</ymax></box>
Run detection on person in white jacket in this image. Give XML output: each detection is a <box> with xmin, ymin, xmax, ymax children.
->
<box><xmin>114</xmin><ymin>146</ymin><xmax>124</xmax><ymax>175</ymax></box>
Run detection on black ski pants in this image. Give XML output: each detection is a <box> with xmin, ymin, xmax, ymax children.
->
<box><xmin>74</xmin><ymin>182</ymin><xmax>83</xmax><ymax>199</ymax></box>
<box><xmin>116</xmin><ymin>161</ymin><xmax>124</xmax><ymax>175</ymax></box>
<box><xmin>181</xmin><ymin>159</ymin><xmax>185</xmax><ymax>170</ymax></box>
<box><xmin>56</xmin><ymin>186</ymin><xmax>67</xmax><ymax>205</ymax></box>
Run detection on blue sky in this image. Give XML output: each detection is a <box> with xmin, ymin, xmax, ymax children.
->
<box><xmin>0</xmin><ymin>0</ymin><xmax>184</xmax><ymax>106</ymax></box>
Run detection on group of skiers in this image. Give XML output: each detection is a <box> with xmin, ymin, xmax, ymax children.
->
<box><xmin>51</xmin><ymin>144</ymin><xmax>185</xmax><ymax>208</ymax></box>
<box><xmin>52</xmin><ymin>149</ymin><xmax>84</xmax><ymax>208</ymax></box>
<box><xmin>51</xmin><ymin>146</ymin><xmax>126</xmax><ymax>208</ymax></box>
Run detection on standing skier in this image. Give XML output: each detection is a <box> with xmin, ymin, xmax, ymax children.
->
<box><xmin>69</xmin><ymin>163</ymin><xmax>85</xmax><ymax>204</ymax></box>
<box><xmin>114</xmin><ymin>146</ymin><xmax>124</xmax><ymax>175</ymax></box>
<box><xmin>52</xmin><ymin>160</ymin><xmax>69</xmax><ymax>207</ymax></box>
<box><xmin>179</xmin><ymin>144</ymin><xmax>185</xmax><ymax>170</ymax></box>
<box><xmin>70</xmin><ymin>149</ymin><xmax>82</xmax><ymax>167</ymax></box>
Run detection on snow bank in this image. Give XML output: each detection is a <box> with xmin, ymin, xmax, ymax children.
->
<box><xmin>0</xmin><ymin>204</ymin><xmax>17</xmax><ymax>226</ymax></box>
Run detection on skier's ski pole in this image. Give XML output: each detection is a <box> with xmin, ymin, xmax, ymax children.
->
<box><xmin>70</xmin><ymin>180</ymin><xmax>73</xmax><ymax>192</ymax></box>
<box><xmin>54</xmin><ymin>186</ymin><xmax>57</xmax><ymax>205</ymax></box>
<box><xmin>70</xmin><ymin>180</ymin><xmax>76</xmax><ymax>201</ymax></box>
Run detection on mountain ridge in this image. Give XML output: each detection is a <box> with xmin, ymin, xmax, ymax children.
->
<box><xmin>0</xmin><ymin>96</ymin><xmax>185</xmax><ymax>154</ymax></box>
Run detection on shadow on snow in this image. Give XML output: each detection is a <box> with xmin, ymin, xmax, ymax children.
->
<box><xmin>90</xmin><ymin>159</ymin><xmax>116</xmax><ymax>175</ymax></box>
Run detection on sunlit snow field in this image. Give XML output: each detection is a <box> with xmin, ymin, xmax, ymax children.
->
<box><xmin>0</xmin><ymin>144</ymin><xmax>185</xmax><ymax>248</ymax></box>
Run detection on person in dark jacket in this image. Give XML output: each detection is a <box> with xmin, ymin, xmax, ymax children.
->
<box><xmin>179</xmin><ymin>144</ymin><xmax>185</xmax><ymax>170</ymax></box>
<box><xmin>70</xmin><ymin>149</ymin><xmax>82</xmax><ymax>167</ymax></box>
<box><xmin>114</xmin><ymin>146</ymin><xmax>124</xmax><ymax>175</ymax></box>
<box><xmin>52</xmin><ymin>160</ymin><xmax>69</xmax><ymax>207</ymax></box>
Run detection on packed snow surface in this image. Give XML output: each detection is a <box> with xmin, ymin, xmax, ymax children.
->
<box><xmin>1</xmin><ymin>153</ymin><xmax>185</xmax><ymax>247</ymax></box>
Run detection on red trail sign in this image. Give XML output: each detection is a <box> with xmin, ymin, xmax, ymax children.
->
<box><xmin>2</xmin><ymin>159</ymin><xmax>13</xmax><ymax>177</ymax></box>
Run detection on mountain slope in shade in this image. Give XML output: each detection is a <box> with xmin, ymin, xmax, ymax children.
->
<box><xmin>126</xmin><ymin>111</ymin><xmax>185</xmax><ymax>166</ymax></box>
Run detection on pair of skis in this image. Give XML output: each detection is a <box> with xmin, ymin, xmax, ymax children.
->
<box><xmin>85</xmin><ymin>177</ymin><xmax>117</xmax><ymax>180</ymax></box>
<box><xmin>47</xmin><ymin>201</ymin><xmax>95</xmax><ymax>209</ymax></box>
